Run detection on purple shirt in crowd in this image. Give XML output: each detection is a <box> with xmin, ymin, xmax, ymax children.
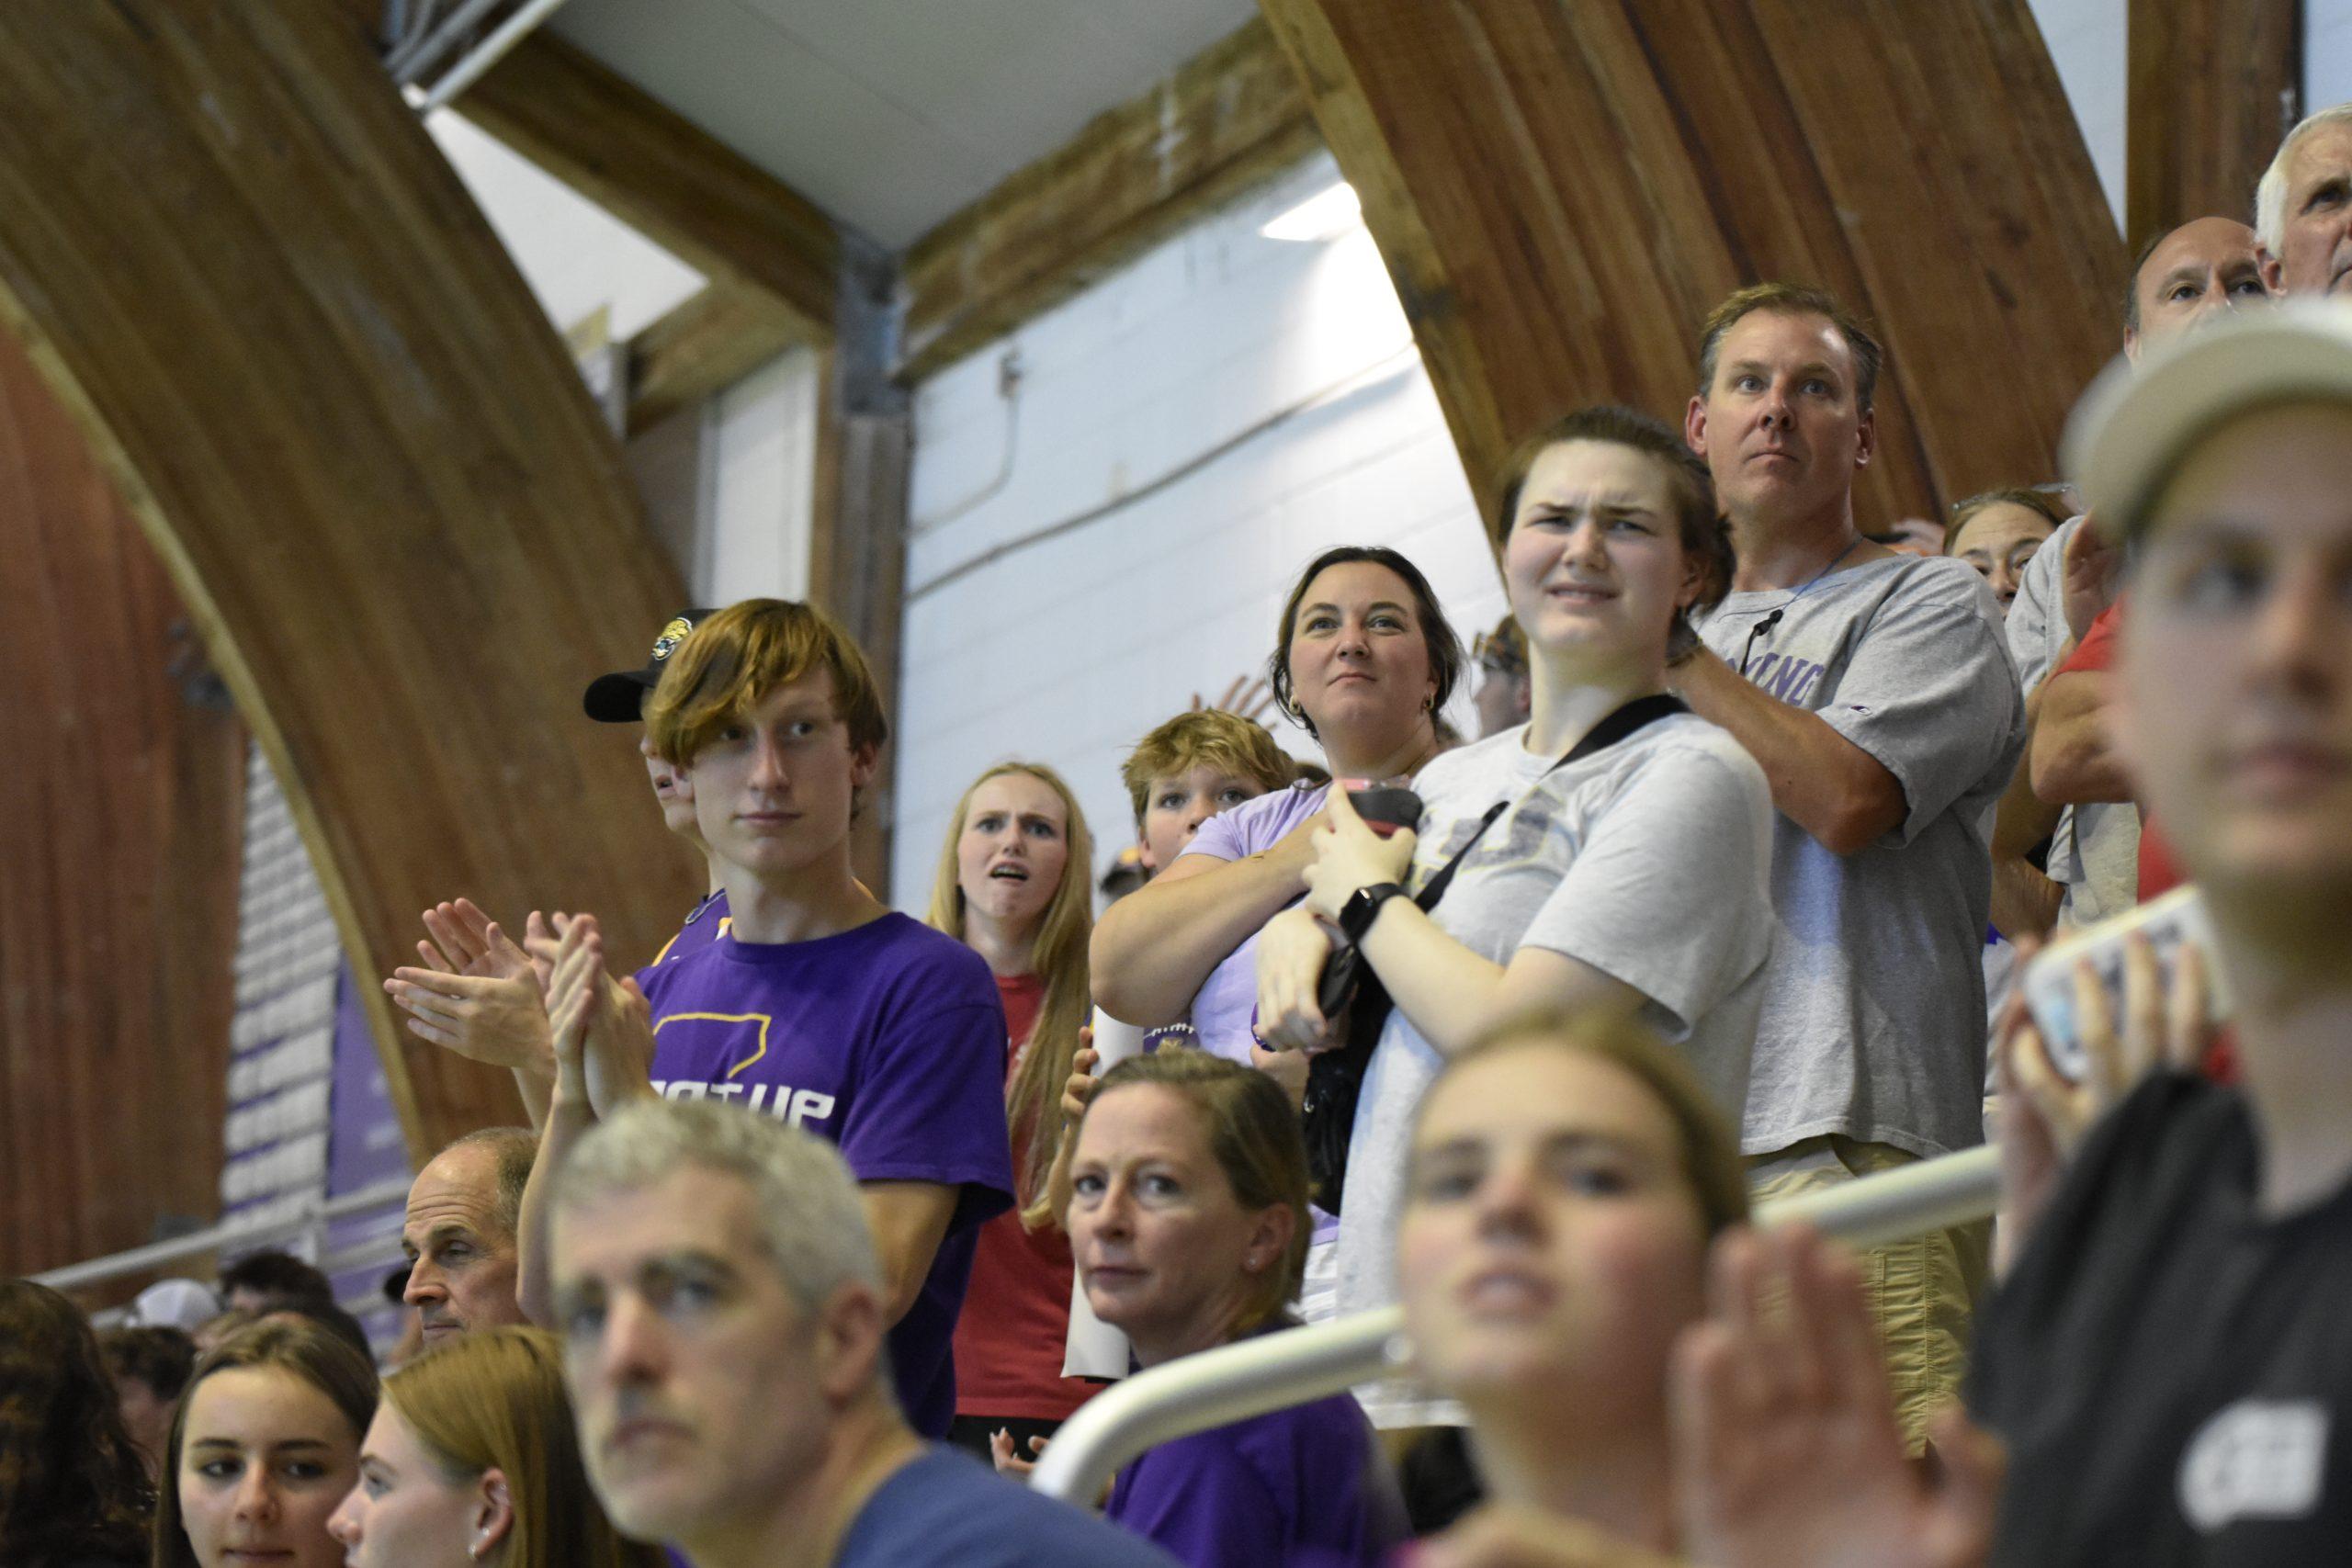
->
<box><xmin>1104</xmin><ymin>1389</ymin><xmax>1396</xmax><ymax>1568</ymax></box>
<box><xmin>637</xmin><ymin>887</ymin><xmax>731</xmax><ymax>983</ymax></box>
<box><xmin>638</xmin><ymin>913</ymin><xmax>1016</xmax><ymax>1438</ymax></box>
<box><xmin>1176</xmin><ymin>782</ymin><xmax>1329</xmax><ymax>1063</ymax></box>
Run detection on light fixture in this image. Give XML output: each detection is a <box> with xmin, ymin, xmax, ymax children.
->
<box><xmin>1261</xmin><ymin>180</ymin><xmax>1363</xmax><ymax>243</ymax></box>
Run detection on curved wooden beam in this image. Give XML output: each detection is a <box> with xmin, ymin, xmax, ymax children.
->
<box><xmin>0</xmin><ymin>329</ymin><xmax>243</xmax><ymax>1278</ymax></box>
<box><xmin>0</xmin><ymin>1</ymin><xmax>702</xmax><ymax>1158</ymax></box>
<box><xmin>1260</xmin><ymin>0</ymin><xmax>2127</xmax><ymax>523</ymax></box>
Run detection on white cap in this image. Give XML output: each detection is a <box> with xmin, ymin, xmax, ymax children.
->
<box><xmin>2064</xmin><ymin>300</ymin><xmax>2352</xmax><ymax>536</ymax></box>
<box><xmin>127</xmin><ymin>1277</ymin><xmax>222</xmax><ymax>1331</ymax></box>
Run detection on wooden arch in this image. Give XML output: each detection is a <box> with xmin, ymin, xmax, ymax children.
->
<box><xmin>1260</xmin><ymin>0</ymin><xmax>2129</xmax><ymax>523</ymax></box>
<box><xmin>0</xmin><ymin>1</ymin><xmax>702</xmax><ymax>1163</ymax></box>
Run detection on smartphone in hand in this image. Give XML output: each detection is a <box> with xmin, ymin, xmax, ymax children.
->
<box><xmin>1341</xmin><ymin>780</ymin><xmax>1422</xmax><ymax>839</ymax></box>
<box><xmin>2020</xmin><ymin>886</ymin><xmax>2230</xmax><ymax>1081</ymax></box>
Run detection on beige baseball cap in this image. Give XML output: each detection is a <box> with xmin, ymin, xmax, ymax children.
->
<box><xmin>2064</xmin><ymin>300</ymin><xmax>2352</xmax><ymax>538</ymax></box>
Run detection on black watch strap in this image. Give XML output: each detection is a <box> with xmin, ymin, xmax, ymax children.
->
<box><xmin>1339</xmin><ymin>882</ymin><xmax>1408</xmax><ymax>945</ymax></box>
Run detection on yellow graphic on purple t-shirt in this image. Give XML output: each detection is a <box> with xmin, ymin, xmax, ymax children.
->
<box><xmin>653</xmin><ymin>1010</ymin><xmax>772</xmax><ymax>1077</ymax></box>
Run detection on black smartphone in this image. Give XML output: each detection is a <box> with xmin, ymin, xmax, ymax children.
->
<box><xmin>1348</xmin><ymin>784</ymin><xmax>1422</xmax><ymax>837</ymax></box>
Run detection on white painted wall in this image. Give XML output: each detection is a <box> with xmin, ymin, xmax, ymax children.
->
<box><xmin>426</xmin><ymin>109</ymin><xmax>706</xmax><ymax>340</ymax></box>
<box><xmin>891</xmin><ymin>152</ymin><xmax>1495</xmax><ymax>904</ymax></box>
<box><xmin>691</xmin><ymin>348</ymin><xmax>823</xmax><ymax>604</ymax></box>
<box><xmin>2310</xmin><ymin>0</ymin><xmax>2352</xmax><ymax>121</ymax></box>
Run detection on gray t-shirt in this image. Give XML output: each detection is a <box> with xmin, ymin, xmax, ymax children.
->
<box><xmin>2007</xmin><ymin>515</ymin><xmax>2142</xmax><ymax>928</ymax></box>
<box><xmin>1334</xmin><ymin>712</ymin><xmax>1775</xmax><ymax>1414</ymax></box>
<box><xmin>1695</xmin><ymin>552</ymin><xmax>2023</xmax><ymax>1160</ymax></box>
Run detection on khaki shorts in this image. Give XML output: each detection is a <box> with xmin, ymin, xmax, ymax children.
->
<box><xmin>1748</xmin><ymin>1135</ymin><xmax>1991</xmax><ymax>1452</ymax></box>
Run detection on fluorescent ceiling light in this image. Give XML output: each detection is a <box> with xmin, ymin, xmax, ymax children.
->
<box><xmin>1261</xmin><ymin>181</ymin><xmax>1363</xmax><ymax>243</ymax></box>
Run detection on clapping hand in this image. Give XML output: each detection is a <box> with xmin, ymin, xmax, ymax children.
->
<box><xmin>541</xmin><ymin>912</ymin><xmax>657</xmax><ymax>1117</ymax></box>
<box><xmin>385</xmin><ymin>898</ymin><xmax>554</xmax><ymax>1076</ymax></box>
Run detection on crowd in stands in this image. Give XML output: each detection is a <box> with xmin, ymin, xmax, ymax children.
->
<box><xmin>13</xmin><ymin>99</ymin><xmax>2352</xmax><ymax>1568</ymax></box>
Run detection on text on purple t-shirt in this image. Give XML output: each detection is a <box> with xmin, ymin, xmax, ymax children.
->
<box><xmin>638</xmin><ymin>913</ymin><xmax>1015</xmax><ymax>1438</ymax></box>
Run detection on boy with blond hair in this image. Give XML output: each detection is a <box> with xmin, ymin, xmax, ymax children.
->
<box><xmin>1119</xmin><ymin>709</ymin><xmax>1300</xmax><ymax>877</ymax></box>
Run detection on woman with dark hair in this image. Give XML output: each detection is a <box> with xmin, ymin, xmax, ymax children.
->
<box><xmin>1092</xmin><ymin>543</ymin><xmax>1464</xmax><ymax>1065</ymax></box>
<box><xmin>1088</xmin><ymin>545</ymin><xmax>1466</xmax><ymax>1333</ymax></box>
<box><xmin>1258</xmin><ymin>406</ymin><xmax>1775</xmax><ymax>1434</ymax></box>
<box><xmin>153</xmin><ymin>1318</ymin><xmax>375</xmax><ymax>1568</ymax></box>
<box><xmin>1065</xmin><ymin>1050</ymin><xmax>1397</xmax><ymax>1566</ymax></box>
<box><xmin>0</xmin><ymin>1279</ymin><xmax>153</xmax><ymax>1567</ymax></box>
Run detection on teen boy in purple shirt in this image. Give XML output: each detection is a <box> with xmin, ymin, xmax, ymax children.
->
<box><xmin>532</xmin><ymin>599</ymin><xmax>1015</xmax><ymax>1439</ymax></box>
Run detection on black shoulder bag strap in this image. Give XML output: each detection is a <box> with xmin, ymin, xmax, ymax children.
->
<box><xmin>1302</xmin><ymin>692</ymin><xmax>1689</xmax><ymax>1213</ymax></box>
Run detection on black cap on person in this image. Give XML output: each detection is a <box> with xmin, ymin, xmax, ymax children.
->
<box><xmin>582</xmin><ymin>608</ymin><xmax>718</xmax><ymax>722</ymax></box>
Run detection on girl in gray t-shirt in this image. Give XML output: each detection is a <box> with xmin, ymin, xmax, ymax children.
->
<box><xmin>1254</xmin><ymin>407</ymin><xmax>1777</xmax><ymax>1427</ymax></box>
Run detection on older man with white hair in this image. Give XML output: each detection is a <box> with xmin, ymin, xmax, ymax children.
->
<box><xmin>550</xmin><ymin>1099</ymin><xmax>1176</xmax><ymax>1568</ymax></box>
<box><xmin>2257</xmin><ymin>101</ymin><xmax>2352</xmax><ymax>298</ymax></box>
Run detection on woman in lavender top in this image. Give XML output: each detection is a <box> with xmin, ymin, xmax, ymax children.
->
<box><xmin>1090</xmin><ymin>545</ymin><xmax>1466</xmax><ymax>1066</ymax></box>
<box><xmin>1065</xmin><ymin>1051</ymin><xmax>1399</xmax><ymax>1568</ymax></box>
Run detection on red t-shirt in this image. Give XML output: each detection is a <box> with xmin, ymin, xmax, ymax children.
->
<box><xmin>2055</xmin><ymin>600</ymin><xmax>2122</xmax><ymax>679</ymax></box>
<box><xmin>2052</xmin><ymin>604</ymin><xmax>2187</xmax><ymax>900</ymax></box>
<box><xmin>951</xmin><ymin>973</ymin><xmax>1101</xmax><ymax>1421</ymax></box>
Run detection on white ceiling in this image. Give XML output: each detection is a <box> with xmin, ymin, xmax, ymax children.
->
<box><xmin>548</xmin><ymin>0</ymin><xmax>1261</xmax><ymax>250</ymax></box>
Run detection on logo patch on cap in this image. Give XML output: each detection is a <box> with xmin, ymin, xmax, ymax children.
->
<box><xmin>650</xmin><ymin>617</ymin><xmax>695</xmax><ymax>662</ymax></box>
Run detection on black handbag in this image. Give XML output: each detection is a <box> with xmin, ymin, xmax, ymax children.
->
<box><xmin>1300</xmin><ymin>694</ymin><xmax>1688</xmax><ymax>1213</ymax></box>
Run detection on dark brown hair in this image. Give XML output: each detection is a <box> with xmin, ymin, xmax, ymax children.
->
<box><xmin>152</xmin><ymin>1319</ymin><xmax>377</xmax><ymax>1568</ymax></box>
<box><xmin>0</xmin><ymin>1280</ymin><xmax>153</xmax><ymax>1567</ymax></box>
<box><xmin>102</xmin><ymin>1325</ymin><xmax>198</xmax><ymax>1403</ymax></box>
<box><xmin>1489</xmin><ymin>404</ymin><xmax>1736</xmax><ymax>665</ymax></box>
<box><xmin>1074</xmin><ymin>1049</ymin><xmax>1313</xmax><ymax>1336</ymax></box>
<box><xmin>1697</xmin><ymin>281</ymin><xmax>1884</xmax><ymax>415</ymax></box>
<box><xmin>1266</xmin><ymin>546</ymin><xmax>1465</xmax><ymax>739</ymax></box>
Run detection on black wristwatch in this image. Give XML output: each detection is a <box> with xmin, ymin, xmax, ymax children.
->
<box><xmin>1338</xmin><ymin>882</ymin><xmax>1408</xmax><ymax>946</ymax></box>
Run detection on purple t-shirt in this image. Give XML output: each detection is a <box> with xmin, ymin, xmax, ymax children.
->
<box><xmin>636</xmin><ymin>888</ymin><xmax>730</xmax><ymax>989</ymax></box>
<box><xmin>1175</xmin><ymin>782</ymin><xmax>1329</xmax><ymax>1064</ymax></box>
<box><xmin>639</xmin><ymin>913</ymin><xmax>1015</xmax><ymax>1438</ymax></box>
<box><xmin>1104</xmin><ymin>1389</ymin><xmax>1396</xmax><ymax>1568</ymax></box>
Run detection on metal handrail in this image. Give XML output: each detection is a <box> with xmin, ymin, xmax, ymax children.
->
<box><xmin>1031</xmin><ymin>1143</ymin><xmax>2001</xmax><ymax>1504</ymax></box>
<box><xmin>30</xmin><ymin>1176</ymin><xmax>414</xmax><ymax>1293</ymax></box>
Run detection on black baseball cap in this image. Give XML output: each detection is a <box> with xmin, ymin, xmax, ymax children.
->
<box><xmin>582</xmin><ymin>608</ymin><xmax>718</xmax><ymax>722</ymax></box>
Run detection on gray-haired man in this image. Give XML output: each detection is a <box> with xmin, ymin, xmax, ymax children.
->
<box><xmin>550</xmin><ymin>1099</ymin><xmax>1174</xmax><ymax>1568</ymax></box>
